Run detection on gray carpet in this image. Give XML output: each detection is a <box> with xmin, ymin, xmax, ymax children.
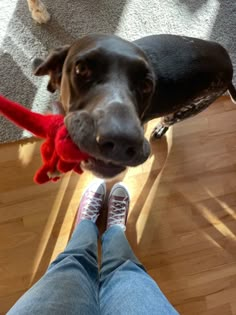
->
<box><xmin>0</xmin><ymin>0</ymin><xmax>236</xmax><ymax>143</ymax></box>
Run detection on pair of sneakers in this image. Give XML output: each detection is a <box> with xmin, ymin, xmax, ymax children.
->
<box><xmin>75</xmin><ymin>180</ymin><xmax>130</xmax><ymax>231</ymax></box>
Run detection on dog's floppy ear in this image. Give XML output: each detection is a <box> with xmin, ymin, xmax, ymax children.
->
<box><xmin>33</xmin><ymin>45</ymin><xmax>70</xmax><ymax>93</ymax></box>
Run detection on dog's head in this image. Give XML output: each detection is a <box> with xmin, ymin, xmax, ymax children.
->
<box><xmin>34</xmin><ymin>34</ymin><xmax>156</xmax><ymax>178</ymax></box>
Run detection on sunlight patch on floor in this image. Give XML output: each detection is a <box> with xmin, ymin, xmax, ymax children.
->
<box><xmin>29</xmin><ymin>175</ymin><xmax>71</xmax><ymax>285</ymax></box>
<box><xmin>197</xmin><ymin>204</ymin><xmax>236</xmax><ymax>242</ymax></box>
<box><xmin>18</xmin><ymin>141</ymin><xmax>37</xmax><ymax>166</ymax></box>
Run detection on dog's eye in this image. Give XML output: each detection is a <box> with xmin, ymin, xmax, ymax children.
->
<box><xmin>75</xmin><ymin>62</ymin><xmax>91</xmax><ymax>79</ymax></box>
<box><xmin>142</xmin><ymin>78</ymin><xmax>153</xmax><ymax>94</ymax></box>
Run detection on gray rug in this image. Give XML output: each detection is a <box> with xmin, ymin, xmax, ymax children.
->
<box><xmin>0</xmin><ymin>0</ymin><xmax>236</xmax><ymax>143</ymax></box>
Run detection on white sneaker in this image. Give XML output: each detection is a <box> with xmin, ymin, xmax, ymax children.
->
<box><xmin>107</xmin><ymin>182</ymin><xmax>130</xmax><ymax>231</ymax></box>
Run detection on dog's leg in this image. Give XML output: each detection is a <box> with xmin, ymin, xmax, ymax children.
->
<box><xmin>27</xmin><ymin>0</ymin><xmax>50</xmax><ymax>24</ymax></box>
<box><xmin>151</xmin><ymin>122</ymin><xmax>170</xmax><ymax>139</ymax></box>
<box><xmin>151</xmin><ymin>88</ymin><xmax>226</xmax><ymax>139</ymax></box>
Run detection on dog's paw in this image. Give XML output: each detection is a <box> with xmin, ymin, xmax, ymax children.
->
<box><xmin>151</xmin><ymin>124</ymin><xmax>169</xmax><ymax>140</ymax></box>
<box><xmin>30</xmin><ymin>1</ymin><xmax>50</xmax><ymax>24</ymax></box>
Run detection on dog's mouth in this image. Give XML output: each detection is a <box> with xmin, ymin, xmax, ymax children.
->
<box><xmin>81</xmin><ymin>157</ymin><xmax>126</xmax><ymax>178</ymax></box>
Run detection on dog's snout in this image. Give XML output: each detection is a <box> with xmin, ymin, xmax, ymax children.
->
<box><xmin>96</xmin><ymin>131</ymin><xmax>140</xmax><ymax>160</ymax></box>
<box><xmin>93</xmin><ymin>101</ymin><xmax>150</xmax><ymax>164</ymax></box>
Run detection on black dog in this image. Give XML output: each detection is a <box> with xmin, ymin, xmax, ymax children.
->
<box><xmin>34</xmin><ymin>34</ymin><xmax>236</xmax><ymax>178</ymax></box>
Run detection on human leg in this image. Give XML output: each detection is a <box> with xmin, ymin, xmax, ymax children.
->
<box><xmin>8</xmin><ymin>180</ymin><xmax>106</xmax><ymax>315</ymax></box>
<box><xmin>99</xmin><ymin>183</ymin><xmax>179</xmax><ymax>315</ymax></box>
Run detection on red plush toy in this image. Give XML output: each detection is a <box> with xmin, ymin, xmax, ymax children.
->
<box><xmin>0</xmin><ymin>95</ymin><xmax>90</xmax><ymax>184</ymax></box>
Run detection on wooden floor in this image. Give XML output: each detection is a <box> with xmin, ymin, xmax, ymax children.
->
<box><xmin>0</xmin><ymin>96</ymin><xmax>236</xmax><ymax>314</ymax></box>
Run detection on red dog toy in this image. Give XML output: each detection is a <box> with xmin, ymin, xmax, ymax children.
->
<box><xmin>0</xmin><ymin>95</ymin><xmax>90</xmax><ymax>184</ymax></box>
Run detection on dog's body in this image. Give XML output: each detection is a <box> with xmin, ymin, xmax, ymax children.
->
<box><xmin>135</xmin><ymin>35</ymin><xmax>233</xmax><ymax>120</ymax></box>
<box><xmin>34</xmin><ymin>34</ymin><xmax>236</xmax><ymax>178</ymax></box>
<box><xmin>134</xmin><ymin>35</ymin><xmax>235</xmax><ymax>138</ymax></box>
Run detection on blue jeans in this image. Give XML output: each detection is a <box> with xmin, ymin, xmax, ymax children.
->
<box><xmin>8</xmin><ymin>220</ymin><xmax>179</xmax><ymax>315</ymax></box>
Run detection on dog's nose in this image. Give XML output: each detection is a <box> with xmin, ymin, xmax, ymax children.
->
<box><xmin>96</xmin><ymin>130</ymin><xmax>141</xmax><ymax>160</ymax></box>
<box><xmin>94</xmin><ymin>102</ymin><xmax>146</xmax><ymax>162</ymax></box>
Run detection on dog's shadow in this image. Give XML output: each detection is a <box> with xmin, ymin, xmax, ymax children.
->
<box><xmin>125</xmin><ymin>135</ymin><xmax>169</xmax><ymax>245</ymax></box>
